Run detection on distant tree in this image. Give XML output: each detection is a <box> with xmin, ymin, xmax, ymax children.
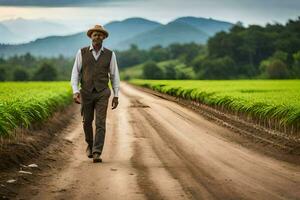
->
<box><xmin>206</xmin><ymin>17</ymin><xmax>300</xmax><ymax>79</ymax></box>
<box><xmin>176</xmin><ymin>67</ymin><xmax>194</xmax><ymax>80</ymax></box>
<box><xmin>13</xmin><ymin>68</ymin><xmax>29</xmax><ymax>81</ymax></box>
<box><xmin>149</xmin><ymin>45</ymin><xmax>169</xmax><ymax>62</ymax></box>
<box><xmin>0</xmin><ymin>54</ymin><xmax>77</xmax><ymax>81</ymax></box>
<box><xmin>272</xmin><ymin>51</ymin><xmax>288</xmax><ymax>62</ymax></box>
<box><xmin>142</xmin><ymin>61</ymin><xmax>164</xmax><ymax>79</ymax></box>
<box><xmin>164</xmin><ymin>64</ymin><xmax>177</xmax><ymax>79</ymax></box>
<box><xmin>196</xmin><ymin>56</ymin><xmax>237</xmax><ymax>79</ymax></box>
<box><xmin>266</xmin><ymin>59</ymin><xmax>289</xmax><ymax>79</ymax></box>
<box><xmin>207</xmin><ymin>31</ymin><xmax>230</xmax><ymax>58</ymax></box>
<box><xmin>33</xmin><ymin>62</ymin><xmax>57</xmax><ymax>81</ymax></box>
<box><xmin>180</xmin><ymin>43</ymin><xmax>205</xmax><ymax>66</ymax></box>
<box><xmin>0</xmin><ymin>57</ymin><xmax>5</xmax><ymax>65</ymax></box>
<box><xmin>235</xmin><ymin>21</ymin><xmax>244</xmax><ymax>28</ymax></box>
<box><xmin>293</xmin><ymin>51</ymin><xmax>300</xmax><ymax>64</ymax></box>
<box><xmin>117</xmin><ymin>44</ymin><xmax>148</xmax><ymax>68</ymax></box>
<box><xmin>291</xmin><ymin>51</ymin><xmax>300</xmax><ymax>77</ymax></box>
<box><xmin>260</xmin><ymin>51</ymin><xmax>290</xmax><ymax>79</ymax></box>
<box><xmin>191</xmin><ymin>54</ymin><xmax>206</xmax><ymax>72</ymax></box>
<box><xmin>0</xmin><ymin>67</ymin><xmax>6</xmax><ymax>81</ymax></box>
<box><xmin>23</xmin><ymin>53</ymin><xmax>35</xmax><ymax>65</ymax></box>
<box><xmin>168</xmin><ymin>43</ymin><xmax>183</xmax><ymax>60</ymax></box>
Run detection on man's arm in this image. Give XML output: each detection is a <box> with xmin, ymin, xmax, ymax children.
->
<box><xmin>109</xmin><ymin>51</ymin><xmax>120</xmax><ymax>109</ymax></box>
<box><xmin>70</xmin><ymin>49</ymin><xmax>82</xmax><ymax>104</ymax></box>
<box><xmin>109</xmin><ymin>51</ymin><xmax>120</xmax><ymax>97</ymax></box>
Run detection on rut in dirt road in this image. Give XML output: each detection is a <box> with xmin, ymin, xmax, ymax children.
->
<box><xmin>15</xmin><ymin>82</ymin><xmax>300</xmax><ymax>200</ymax></box>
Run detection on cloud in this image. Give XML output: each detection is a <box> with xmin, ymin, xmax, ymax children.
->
<box><xmin>0</xmin><ymin>0</ymin><xmax>299</xmax><ymax>27</ymax></box>
<box><xmin>0</xmin><ymin>0</ymin><xmax>132</xmax><ymax>7</ymax></box>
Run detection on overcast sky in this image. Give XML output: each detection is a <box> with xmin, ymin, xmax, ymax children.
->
<box><xmin>0</xmin><ymin>0</ymin><xmax>299</xmax><ymax>31</ymax></box>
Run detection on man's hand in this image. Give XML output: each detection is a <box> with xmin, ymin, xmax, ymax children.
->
<box><xmin>112</xmin><ymin>97</ymin><xmax>119</xmax><ymax>109</ymax></box>
<box><xmin>73</xmin><ymin>92</ymin><xmax>81</xmax><ymax>104</ymax></box>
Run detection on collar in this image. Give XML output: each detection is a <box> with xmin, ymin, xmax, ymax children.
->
<box><xmin>89</xmin><ymin>44</ymin><xmax>104</xmax><ymax>52</ymax></box>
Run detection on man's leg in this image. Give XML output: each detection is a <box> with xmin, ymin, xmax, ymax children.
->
<box><xmin>93</xmin><ymin>88</ymin><xmax>111</xmax><ymax>155</ymax></box>
<box><xmin>81</xmin><ymin>92</ymin><xmax>95</xmax><ymax>150</ymax></box>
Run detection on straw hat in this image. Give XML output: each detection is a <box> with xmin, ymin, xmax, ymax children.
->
<box><xmin>87</xmin><ymin>24</ymin><xmax>109</xmax><ymax>39</ymax></box>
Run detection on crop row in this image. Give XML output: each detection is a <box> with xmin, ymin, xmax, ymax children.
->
<box><xmin>0</xmin><ymin>82</ymin><xmax>72</xmax><ymax>137</ymax></box>
<box><xmin>128</xmin><ymin>79</ymin><xmax>300</xmax><ymax>135</ymax></box>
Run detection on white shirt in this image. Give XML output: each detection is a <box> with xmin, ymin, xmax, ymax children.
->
<box><xmin>70</xmin><ymin>44</ymin><xmax>120</xmax><ymax>97</ymax></box>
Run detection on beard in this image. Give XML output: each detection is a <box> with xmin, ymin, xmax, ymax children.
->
<box><xmin>92</xmin><ymin>39</ymin><xmax>103</xmax><ymax>45</ymax></box>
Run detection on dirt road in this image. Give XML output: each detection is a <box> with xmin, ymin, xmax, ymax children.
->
<box><xmin>15</xmin><ymin>82</ymin><xmax>300</xmax><ymax>200</ymax></box>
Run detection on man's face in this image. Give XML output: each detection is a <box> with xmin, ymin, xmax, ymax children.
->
<box><xmin>91</xmin><ymin>31</ymin><xmax>105</xmax><ymax>45</ymax></box>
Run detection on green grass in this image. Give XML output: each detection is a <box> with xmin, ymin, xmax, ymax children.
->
<box><xmin>120</xmin><ymin>59</ymin><xmax>196</xmax><ymax>80</ymax></box>
<box><xmin>0</xmin><ymin>82</ymin><xmax>73</xmax><ymax>137</ymax></box>
<box><xmin>120</xmin><ymin>63</ymin><xmax>144</xmax><ymax>80</ymax></box>
<box><xmin>128</xmin><ymin>79</ymin><xmax>300</xmax><ymax>132</ymax></box>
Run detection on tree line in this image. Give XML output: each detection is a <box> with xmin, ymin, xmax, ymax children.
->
<box><xmin>118</xmin><ymin>17</ymin><xmax>300</xmax><ymax>80</ymax></box>
<box><xmin>0</xmin><ymin>16</ymin><xmax>299</xmax><ymax>81</ymax></box>
<box><xmin>200</xmin><ymin>17</ymin><xmax>300</xmax><ymax>79</ymax></box>
<box><xmin>0</xmin><ymin>53</ymin><xmax>73</xmax><ymax>81</ymax></box>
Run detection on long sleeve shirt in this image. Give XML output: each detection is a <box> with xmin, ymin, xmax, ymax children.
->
<box><xmin>70</xmin><ymin>44</ymin><xmax>120</xmax><ymax>97</ymax></box>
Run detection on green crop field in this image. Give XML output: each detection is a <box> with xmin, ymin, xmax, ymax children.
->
<box><xmin>129</xmin><ymin>79</ymin><xmax>300</xmax><ymax>135</ymax></box>
<box><xmin>0</xmin><ymin>82</ymin><xmax>73</xmax><ymax>137</ymax></box>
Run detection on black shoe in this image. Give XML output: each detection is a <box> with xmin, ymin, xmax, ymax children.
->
<box><xmin>93</xmin><ymin>153</ymin><xmax>102</xmax><ymax>163</ymax></box>
<box><xmin>86</xmin><ymin>146</ymin><xmax>93</xmax><ymax>158</ymax></box>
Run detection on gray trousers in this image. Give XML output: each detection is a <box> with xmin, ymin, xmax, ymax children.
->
<box><xmin>80</xmin><ymin>87</ymin><xmax>111</xmax><ymax>154</ymax></box>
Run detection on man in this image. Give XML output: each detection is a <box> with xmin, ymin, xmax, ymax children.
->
<box><xmin>70</xmin><ymin>24</ymin><xmax>120</xmax><ymax>163</ymax></box>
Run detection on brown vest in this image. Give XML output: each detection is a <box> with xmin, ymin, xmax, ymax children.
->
<box><xmin>80</xmin><ymin>46</ymin><xmax>112</xmax><ymax>93</ymax></box>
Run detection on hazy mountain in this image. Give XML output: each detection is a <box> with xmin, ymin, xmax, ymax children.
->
<box><xmin>117</xmin><ymin>21</ymin><xmax>209</xmax><ymax>50</ymax></box>
<box><xmin>0</xmin><ymin>32</ymin><xmax>89</xmax><ymax>58</ymax></box>
<box><xmin>0</xmin><ymin>17</ymin><xmax>234</xmax><ymax>57</ymax></box>
<box><xmin>0</xmin><ymin>24</ymin><xmax>19</xmax><ymax>44</ymax></box>
<box><xmin>174</xmin><ymin>16</ymin><xmax>233</xmax><ymax>36</ymax></box>
<box><xmin>0</xmin><ymin>18</ymin><xmax>161</xmax><ymax>57</ymax></box>
<box><xmin>104</xmin><ymin>17</ymin><xmax>162</xmax><ymax>47</ymax></box>
<box><xmin>1</xmin><ymin>18</ymin><xmax>71</xmax><ymax>44</ymax></box>
<box><xmin>0</xmin><ymin>17</ymin><xmax>163</xmax><ymax>57</ymax></box>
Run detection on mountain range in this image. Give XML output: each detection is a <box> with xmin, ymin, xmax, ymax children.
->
<box><xmin>0</xmin><ymin>17</ymin><xmax>234</xmax><ymax>58</ymax></box>
<box><xmin>0</xmin><ymin>18</ymin><xmax>76</xmax><ymax>44</ymax></box>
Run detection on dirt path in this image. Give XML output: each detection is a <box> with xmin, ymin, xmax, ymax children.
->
<box><xmin>13</xmin><ymin>82</ymin><xmax>300</xmax><ymax>200</ymax></box>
